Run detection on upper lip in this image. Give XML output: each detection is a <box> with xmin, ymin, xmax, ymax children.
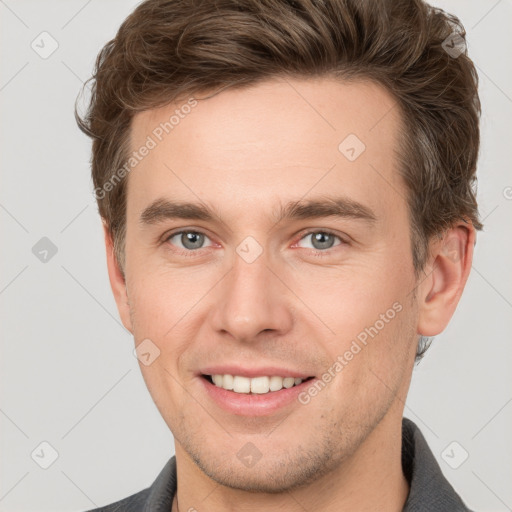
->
<box><xmin>199</xmin><ymin>365</ymin><xmax>314</xmax><ymax>379</ymax></box>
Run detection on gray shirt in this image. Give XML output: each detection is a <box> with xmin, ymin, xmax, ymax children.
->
<box><xmin>86</xmin><ymin>417</ymin><xmax>472</xmax><ymax>511</ymax></box>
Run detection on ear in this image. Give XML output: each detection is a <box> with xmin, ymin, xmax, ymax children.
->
<box><xmin>103</xmin><ymin>221</ymin><xmax>133</xmax><ymax>333</ymax></box>
<box><xmin>416</xmin><ymin>222</ymin><xmax>476</xmax><ymax>337</ymax></box>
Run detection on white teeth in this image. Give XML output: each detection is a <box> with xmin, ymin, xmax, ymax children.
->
<box><xmin>283</xmin><ymin>377</ymin><xmax>295</xmax><ymax>389</ymax></box>
<box><xmin>209</xmin><ymin>374</ymin><xmax>305</xmax><ymax>394</ymax></box>
<box><xmin>269</xmin><ymin>376</ymin><xmax>284</xmax><ymax>391</ymax></box>
<box><xmin>250</xmin><ymin>376</ymin><xmax>270</xmax><ymax>394</ymax></box>
<box><xmin>223</xmin><ymin>374</ymin><xmax>234</xmax><ymax>390</ymax></box>
<box><xmin>233</xmin><ymin>376</ymin><xmax>251</xmax><ymax>393</ymax></box>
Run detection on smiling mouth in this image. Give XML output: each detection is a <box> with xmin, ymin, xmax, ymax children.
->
<box><xmin>202</xmin><ymin>374</ymin><xmax>315</xmax><ymax>394</ymax></box>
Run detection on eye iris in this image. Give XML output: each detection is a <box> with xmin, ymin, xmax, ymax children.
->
<box><xmin>182</xmin><ymin>232</ymin><xmax>204</xmax><ymax>250</ymax></box>
<box><xmin>311</xmin><ymin>232</ymin><xmax>335</xmax><ymax>250</ymax></box>
<box><xmin>176</xmin><ymin>232</ymin><xmax>337</xmax><ymax>251</ymax></box>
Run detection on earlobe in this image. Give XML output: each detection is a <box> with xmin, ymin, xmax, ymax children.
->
<box><xmin>417</xmin><ymin>223</ymin><xmax>475</xmax><ymax>337</ymax></box>
<box><xmin>102</xmin><ymin>222</ymin><xmax>133</xmax><ymax>333</ymax></box>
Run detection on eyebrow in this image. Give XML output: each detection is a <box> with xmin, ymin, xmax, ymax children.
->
<box><xmin>139</xmin><ymin>196</ymin><xmax>377</xmax><ymax>227</ymax></box>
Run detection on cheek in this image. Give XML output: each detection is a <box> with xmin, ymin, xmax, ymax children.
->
<box><xmin>127</xmin><ymin>267</ymin><xmax>214</xmax><ymax>372</ymax></box>
<box><xmin>292</xmin><ymin>262</ymin><xmax>404</xmax><ymax>340</ymax></box>
<box><xmin>128</xmin><ymin>268</ymin><xmax>197</xmax><ymax>327</ymax></box>
<box><xmin>322</xmin><ymin>300</ymin><xmax>416</xmax><ymax>422</ymax></box>
<box><xmin>302</xmin><ymin>259</ymin><xmax>415</xmax><ymax>381</ymax></box>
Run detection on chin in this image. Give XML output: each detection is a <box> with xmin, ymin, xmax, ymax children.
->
<box><xmin>183</xmin><ymin>435</ymin><xmax>342</xmax><ymax>494</ymax></box>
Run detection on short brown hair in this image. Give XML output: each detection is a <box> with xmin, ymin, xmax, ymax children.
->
<box><xmin>76</xmin><ymin>0</ymin><xmax>483</xmax><ymax>359</ymax></box>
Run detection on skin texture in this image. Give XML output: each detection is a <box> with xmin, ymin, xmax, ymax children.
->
<box><xmin>104</xmin><ymin>77</ymin><xmax>475</xmax><ymax>512</ymax></box>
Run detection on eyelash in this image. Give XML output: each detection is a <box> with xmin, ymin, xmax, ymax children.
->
<box><xmin>162</xmin><ymin>229</ymin><xmax>348</xmax><ymax>258</ymax></box>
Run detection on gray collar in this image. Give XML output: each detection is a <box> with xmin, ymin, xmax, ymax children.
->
<box><xmin>401</xmin><ymin>417</ymin><xmax>472</xmax><ymax>511</ymax></box>
<box><xmin>87</xmin><ymin>417</ymin><xmax>472</xmax><ymax>511</ymax></box>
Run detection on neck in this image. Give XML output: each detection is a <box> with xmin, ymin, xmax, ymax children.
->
<box><xmin>172</xmin><ymin>410</ymin><xmax>410</xmax><ymax>512</ymax></box>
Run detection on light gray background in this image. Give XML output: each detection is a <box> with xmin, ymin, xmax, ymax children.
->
<box><xmin>1</xmin><ymin>1</ymin><xmax>511</xmax><ymax>511</ymax></box>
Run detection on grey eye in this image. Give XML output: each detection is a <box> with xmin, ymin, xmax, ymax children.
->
<box><xmin>168</xmin><ymin>231</ymin><xmax>212</xmax><ymax>250</ymax></box>
<box><xmin>298</xmin><ymin>232</ymin><xmax>342</xmax><ymax>251</ymax></box>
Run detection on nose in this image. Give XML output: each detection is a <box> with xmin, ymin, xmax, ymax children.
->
<box><xmin>209</xmin><ymin>248</ymin><xmax>294</xmax><ymax>343</ymax></box>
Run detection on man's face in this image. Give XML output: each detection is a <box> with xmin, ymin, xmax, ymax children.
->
<box><xmin>119</xmin><ymin>78</ymin><xmax>420</xmax><ymax>491</ymax></box>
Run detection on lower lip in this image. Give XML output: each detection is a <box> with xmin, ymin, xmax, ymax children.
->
<box><xmin>199</xmin><ymin>376</ymin><xmax>317</xmax><ymax>416</ymax></box>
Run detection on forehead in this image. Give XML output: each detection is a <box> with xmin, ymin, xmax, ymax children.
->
<box><xmin>127</xmin><ymin>77</ymin><xmax>405</xmax><ymax>226</ymax></box>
